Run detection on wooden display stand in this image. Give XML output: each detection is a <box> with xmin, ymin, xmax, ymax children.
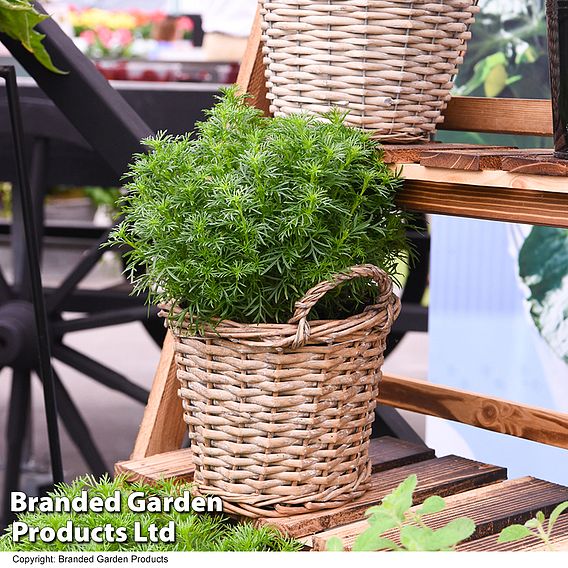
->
<box><xmin>116</xmin><ymin>9</ymin><xmax>568</xmax><ymax>551</ymax></box>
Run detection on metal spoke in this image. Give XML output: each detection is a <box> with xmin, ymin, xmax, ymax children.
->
<box><xmin>46</xmin><ymin>231</ymin><xmax>115</xmax><ymax>317</ymax></box>
<box><xmin>52</xmin><ymin>305</ymin><xmax>159</xmax><ymax>335</ymax></box>
<box><xmin>44</xmin><ymin>369</ymin><xmax>108</xmax><ymax>477</ymax></box>
<box><xmin>1</xmin><ymin>369</ymin><xmax>30</xmax><ymax>529</ymax></box>
<box><xmin>52</xmin><ymin>343</ymin><xmax>149</xmax><ymax>404</ymax></box>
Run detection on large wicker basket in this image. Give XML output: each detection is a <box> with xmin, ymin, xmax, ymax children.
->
<box><xmin>162</xmin><ymin>265</ymin><xmax>400</xmax><ymax>518</ymax></box>
<box><xmin>260</xmin><ymin>0</ymin><xmax>480</xmax><ymax>141</ymax></box>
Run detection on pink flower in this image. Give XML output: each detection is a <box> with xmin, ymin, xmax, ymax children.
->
<box><xmin>80</xmin><ymin>29</ymin><xmax>97</xmax><ymax>46</ymax></box>
<box><xmin>115</xmin><ymin>28</ymin><xmax>133</xmax><ymax>46</ymax></box>
<box><xmin>96</xmin><ymin>27</ymin><xmax>113</xmax><ymax>49</ymax></box>
<box><xmin>176</xmin><ymin>16</ymin><xmax>194</xmax><ymax>32</ymax></box>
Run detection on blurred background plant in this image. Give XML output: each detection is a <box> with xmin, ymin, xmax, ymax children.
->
<box><xmin>440</xmin><ymin>0</ymin><xmax>550</xmax><ymax>148</ymax></box>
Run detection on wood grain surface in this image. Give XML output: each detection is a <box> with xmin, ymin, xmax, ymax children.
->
<box><xmin>442</xmin><ymin>97</ymin><xmax>553</xmax><ymax>136</ymax></box>
<box><xmin>458</xmin><ymin>513</ymin><xmax>568</xmax><ymax>551</ymax></box>
<box><xmin>258</xmin><ymin>455</ymin><xmax>506</xmax><ymax>538</ymax></box>
<box><xmin>379</xmin><ymin>374</ymin><xmax>568</xmax><ymax>450</ymax></box>
<box><xmin>130</xmin><ymin>332</ymin><xmax>185</xmax><ymax>459</ymax></box>
<box><xmin>397</xmin><ymin>179</ymin><xmax>568</xmax><ymax>227</ymax></box>
<box><xmin>115</xmin><ymin>448</ymin><xmax>194</xmax><ymax>484</ymax></box>
<box><xmin>312</xmin><ymin>477</ymin><xmax>568</xmax><ymax>550</ymax></box>
<box><xmin>419</xmin><ymin>148</ymin><xmax>545</xmax><ymax>171</ymax></box>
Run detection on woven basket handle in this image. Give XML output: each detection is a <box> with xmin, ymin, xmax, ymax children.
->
<box><xmin>286</xmin><ymin>264</ymin><xmax>394</xmax><ymax>348</ymax></box>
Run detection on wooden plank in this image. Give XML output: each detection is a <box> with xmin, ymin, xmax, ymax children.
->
<box><xmin>396</xmin><ymin>179</ymin><xmax>568</xmax><ymax>228</ymax></box>
<box><xmin>312</xmin><ymin>477</ymin><xmax>568</xmax><ymax>551</ymax></box>
<box><xmin>130</xmin><ymin>332</ymin><xmax>186</xmax><ymax>459</ymax></box>
<box><xmin>382</xmin><ymin>144</ymin><xmax>516</xmax><ymax>165</ymax></box>
<box><xmin>236</xmin><ymin>5</ymin><xmax>270</xmax><ymax>117</ymax></box>
<box><xmin>458</xmin><ymin>513</ymin><xmax>568</xmax><ymax>551</ymax></box>
<box><xmin>258</xmin><ymin>455</ymin><xmax>506</xmax><ymax>538</ymax></box>
<box><xmin>119</xmin><ymin>436</ymin><xmax>432</xmax><ymax>488</ymax></box>
<box><xmin>396</xmin><ymin>163</ymin><xmax>568</xmax><ymax>192</ymax></box>
<box><xmin>379</xmin><ymin>374</ymin><xmax>568</xmax><ymax>450</ymax></box>
<box><xmin>502</xmin><ymin>154</ymin><xmax>568</xmax><ymax>176</ymax></box>
<box><xmin>419</xmin><ymin>148</ymin><xmax>544</xmax><ymax>172</ymax></box>
<box><xmin>115</xmin><ymin>448</ymin><xmax>194</xmax><ymax>484</ymax></box>
<box><xmin>442</xmin><ymin>97</ymin><xmax>552</xmax><ymax>137</ymax></box>
<box><xmin>367</xmin><ymin>436</ymin><xmax>434</xmax><ymax>472</ymax></box>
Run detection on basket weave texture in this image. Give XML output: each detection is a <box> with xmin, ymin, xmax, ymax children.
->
<box><xmin>163</xmin><ymin>265</ymin><xmax>400</xmax><ymax>518</ymax></box>
<box><xmin>260</xmin><ymin>0</ymin><xmax>480</xmax><ymax>141</ymax></box>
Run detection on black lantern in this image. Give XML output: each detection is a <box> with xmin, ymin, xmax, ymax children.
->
<box><xmin>547</xmin><ymin>0</ymin><xmax>568</xmax><ymax>158</ymax></box>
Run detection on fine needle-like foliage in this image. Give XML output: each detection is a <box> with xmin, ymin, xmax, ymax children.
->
<box><xmin>108</xmin><ymin>87</ymin><xmax>410</xmax><ymax>330</ymax></box>
<box><xmin>0</xmin><ymin>475</ymin><xmax>302</xmax><ymax>552</ymax></box>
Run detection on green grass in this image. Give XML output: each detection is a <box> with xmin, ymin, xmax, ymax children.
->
<box><xmin>0</xmin><ymin>475</ymin><xmax>302</xmax><ymax>552</ymax></box>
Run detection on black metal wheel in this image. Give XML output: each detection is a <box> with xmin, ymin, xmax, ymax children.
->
<box><xmin>0</xmin><ymin>139</ymin><xmax>163</xmax><ymax>527</ymax></box>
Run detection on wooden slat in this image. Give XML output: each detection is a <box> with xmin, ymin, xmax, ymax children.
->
<box><xmin>419</xmin><ymin>148</ymin><xmax>546</xmax><ymax>172</ymax></box>
<box><xmin>115</xmin><ymin>448</ymin><xmax>194</xmax><ymax>484</ymax></box>
<box><xmin>396</xmin><ymin>179</ymin><xmax>568</xmax><ymax>228</ymax></box>
<box><xmin>312</xmin><ymin>477</ymin><xmax>568</xmax><ymax>551</ymax></box>
<box><xmin>130</xmin><ymin>332</ymin><xmax>185</xmax><ymax>459</ymax></box>
<box><xmin>442</xmin><ymin>97</ymin><xmax>552</xmax><ymax>137</ymax></box>
<box><xmin>381</xmin><ymin>143</ymin><xmax>516</xmax><ymax>165</ymax></box>
<box><xmin>236</xmin><ymin>5</ymin><xmax>270</xmax><ymax>116</ymax></box>
<box><xmin>379</xmin><ymin>374</ymin><xmax>568</xmax><ymax>450</ymax></box>
<box><xmin>397</xmin><ymin>163</ymin><xmax>568</xmax><ymax>192</ymax></box>
<box><xmin>118</xmin><ymin>436</ymin><xmax>432</xmax><ymax>488</ymax></box>
<box><xmin>258</xmin><ymin>455</ymin><xmax>506</xmax><ymax>538</ymax></box>
<box><xmin>502</xmin><ymin>154</ymin><xmax>568</xmax><ymax>176</ymax></box>
<box><xmin>458</xmin><ymin>513</ymin><xmax>568</xmax><ymax>551</ymax></box>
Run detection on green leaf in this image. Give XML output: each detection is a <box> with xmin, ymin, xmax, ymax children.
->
<box><xmin>548</xmin><ymin>501</ymin><xmax>568</xmax><ymax>533</ymax></box>
<box><xmin>416</xmin><ymin>495</ymin><xmax>446</xmax><ymax>516</ymax></box>
<box><xmin>363</xmin><ymin>510</ymin><xmax>400</xmax><ymax>534</ymax></box>
<box><xmin>525</xmin><ymin>519</ymin><xmax>540</xmax><ymax>529</ymax></box>
<box><xmin>0</xmin><ymin>2</ymin><xmax>65</xmax><ymax>74</ymax></box>
<box><xmin>536</xmin><ymin>511</ymin><xmax>546</xmax><ymax>524</ymax></box>
<box><xmin>379</xmin><ymin>474</ymin><xmax>417</xmax><ymax>523</ymax></box>
<box><xmin>518</xmin><ymin>227</ymin><xmax>568</xmax><ymax>363</ymax></box>
<box><xmin>400</xmin><ymin>525</ymin><xmax>435</xmax><ymax>551</ymax></box>
<box><xmin>427</xmin><ymin>518</ymin><xmax>476</xmax><ymax>550</ymax></box>
<box><xmin>353</xmin><ymin>527</ymin><xmax>400</xmax><ymax>552</ymax></box>
<box><xmin>325</xmin><ymin>536</ymin><xmax>344</xmax><ymax>552</ymax></box>
<box><xmin>498</xmin><ymin>524</ymin><xmax>533</xmax><ymax>543</ymax></box>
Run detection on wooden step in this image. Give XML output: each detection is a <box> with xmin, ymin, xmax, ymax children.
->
<box><xmin>114</xmin><ymin>436</ymin><xmax>434</xmax><ymax>486</ymax></box>
<box><xmin>311</xmin><ymin>477</ymin><xmax>568</xmax><ymax>551</ymax></box>
<box><xmin>458</xmin><ymin>512</ymin><xmax>568</xmax><ymax>551</ymax></box>
<box><xmin>257</xmin><ymin>455</ymin><xmax>506</xmax><ymax>538</ymax></box>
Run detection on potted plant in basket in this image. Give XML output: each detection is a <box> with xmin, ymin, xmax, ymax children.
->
<box><xmin>108</xmin><ymin>87</ymin><xmax>412</xmax><ymax>518</ymax></box>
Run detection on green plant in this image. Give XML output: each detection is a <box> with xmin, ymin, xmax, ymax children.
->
<box><xmin>0</xmin><ymin>0</ymin><xmax>63</xmax><ymax>73</ymax></box>
<box><xmin>326</xmin><ymin>475</ymin><xmax>476</xmax><ymax>552</ymax></box>
<box><xmin>498</xmin><ymin>501</ymin><xmax>568</xmax><ymax>551</ymax></box>
<box><xmin>108</xmin><ymin>87</ymin><xmax>410</xmax><ymax>329</ymax></box>
<box><xmin>0</xmin><ymin>474</ymin><xmax>302</xmax><ymax>552</ymax></box>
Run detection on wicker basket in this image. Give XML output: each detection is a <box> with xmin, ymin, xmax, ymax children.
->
<box><xmin>260</xmin><ymin>0</ymin><xmax>480</xmax><ymax>141</ymax></box>
<box><xmin>162</xmin><ymin>265</ymin><xmax>400</xmax><ymax>518</ymax></box>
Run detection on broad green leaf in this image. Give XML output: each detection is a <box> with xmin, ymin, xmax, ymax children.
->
<box><xmin>325</xmin><ymin>536</ymin><xmax>344</xmax><ymax>552</ymax></box>
<box><xmin>484</xmin><ymin>63</ymin><xmax>508</xmax><ymax>97</ymax></box>
<box><xmin>378</xmin><ymin>474</ymin><xmax>417</xmax><ymax>523</ymax></box>
<box><xmin>459</xmin><ymin>52</ymin><xmax>508</xmax><ymax>96</ymax></box>
<box><xmin>363</xmin><ymin>510</ymin><xmax>399</xmax><ymax>535</ymax></box>
<box><xmin>416</xmin><ymin>495</ymin><xmax>446</xmax><ymax>516</ymax></box>
<box><xmin>536</xmin><ymin>511</ymin><xmax>546</xmax><ymax>524</ymax></box>
<box><xmin>400</xmin><ymin>525</ymin><xmax>435</xmax><ymax>551</ymax></box>
<box><xmin>498</xmin><ymin>524</ymin><xmax>533</xmax><ymax>543</ymax></box>
<box><xmin>525</xmin><ymin>519</ymin><xmax>540</xmax><ymax>529</ymax></box>
<box><xmin>549</xmin><ymin>501</ymin><xmax>568</xmax><ymax>532</ymax></box>
<box><xmin>427</xmin><ymin>518</ymin><xmax>476</xmax><ymax>550</ymax></box>
<box><xmin>0</xmin><ymin>3</ymin><xmax>65</xmax><ymax>73</ymax></box>
<box><xmin>353</xmin><ymin>527</ymin><xmax>400</xmax><ymax>552</ymax></box>
<box><xmin>518</xmin><ymin>227</ymin><xmax>568</xmax><ymax>363</ymax></box>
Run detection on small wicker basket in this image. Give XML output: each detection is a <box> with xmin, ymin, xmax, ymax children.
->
<box><xmin>162</xmin><ymin>265</ymin><xmax>400</xmax><ymax>518</ymax></box>
<box><xmin>260</xmin><ymin>0</ymin><xmax>480</xmax><ymax>141</ymax></box>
